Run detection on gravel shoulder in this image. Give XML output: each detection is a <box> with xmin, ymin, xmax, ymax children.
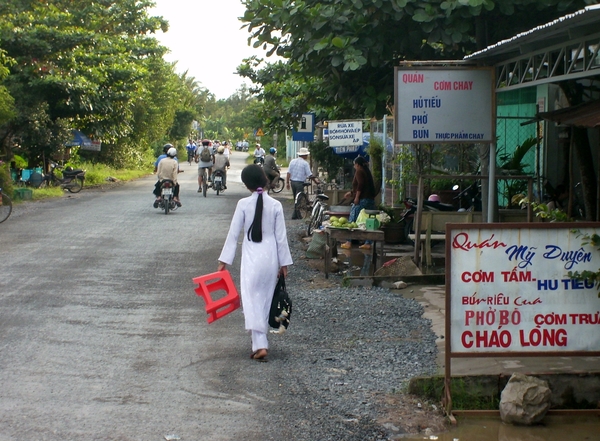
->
<box><xmin>256</xmin><ymin>199</ymin><xmax>448</xmax><ymax>440</ymax></box>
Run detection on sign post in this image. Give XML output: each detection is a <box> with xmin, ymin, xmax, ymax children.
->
<box><xmin>292</xmin><ymin>113</ymin><xmax>315</xmax><ymax>142</ymax></box>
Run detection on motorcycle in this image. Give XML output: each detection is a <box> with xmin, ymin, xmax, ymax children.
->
<box><xmin>212</xmin><ymin>170</ymin><xmax>225</xmax><ymax>196</ymax></box>
<box><xmin>266</xmin><ymin>166</ymin><xmax>284</xmax><ymax>194</ymax></box>
<box><xmin>452</xmin><ymin>182</ymin><xmax>482</xmax><ymax>212</ymax></box>
<box><xmin>38</xmin><ymin>162</ymin><xmax>86</xmax><ymax>193</ymax></box>
<box><xmin>253</xmin><ymin>156</ymin><xmax>264</xmax><ymax>166</ymax></box>
<box><xmin>399</xmin><ymin>196</ymin><xmax>455</xmax><ymax>245</ymax></box>
<box><xmin>156</xmin><ymin>180</ymin><xmax>178</xmax><ymax>214</ymax></box>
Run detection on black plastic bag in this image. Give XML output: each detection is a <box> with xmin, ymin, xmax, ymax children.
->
<box><xmin>269</xmin><ymin>275</ymin><xmax>292</xmax><ymax>330</ymax></box>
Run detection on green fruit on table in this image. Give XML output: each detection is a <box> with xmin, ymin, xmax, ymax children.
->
<box><xmin>339</xmin><ymin>217</ymin><xmax>348</xmax><ymax>225</ymax></box>
<box><xmin>330</xmin><ymin>216</ymin><xmax>339</xmax><ymax>222</ymax></box>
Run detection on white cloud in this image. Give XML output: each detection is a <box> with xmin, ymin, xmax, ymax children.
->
<box><xmin>150</xmin><ymin>0</ymin><xmax>267</xmax><ymax>100</ymax></box>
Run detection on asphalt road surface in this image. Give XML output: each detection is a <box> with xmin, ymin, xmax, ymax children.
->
<box><xmin>0</xmin><ymin>153</ymin><xmax>280</xmax><ymax>440</ymax></box>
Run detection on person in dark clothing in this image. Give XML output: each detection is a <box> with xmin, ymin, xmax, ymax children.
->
<box><xmin>340</xmin><ymin>156</ymin><xmax>376</xmax><ymax>250</ymax></box>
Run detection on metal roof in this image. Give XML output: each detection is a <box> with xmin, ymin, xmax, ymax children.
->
<box><xmin>537</xmin><ymin>99</ymin><xmax>600</xmax><ymax>128</ymax></box>
<box><xmin>465</xmin><ymin>5</ymin><xmax>600</xmax><ymax>62</ymax></box>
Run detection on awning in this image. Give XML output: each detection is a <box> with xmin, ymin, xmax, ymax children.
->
<box><xmin>332</xmin><ymin>133</ymin><xmax>393</xmax><ymax>159</ymax></box>
<box><xmin>536</xmin><ymin>100</ymin><xmax>600</xmax><ymax>128</ymax></box>
<box><xmin>65</xmin><ymin>130</ymin><xmax>93</xmax><ymax>147</ymax></box>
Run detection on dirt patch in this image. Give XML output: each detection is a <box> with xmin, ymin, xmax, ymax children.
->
<box><xmin>375</xmin><ymin>392</ymin><xmax>448</xmax><ymax>438</ymax></box>
<box><xmin>374</xmin><ymin>255</ymin><xmax>422</xmax><ymax>277</ymax></box>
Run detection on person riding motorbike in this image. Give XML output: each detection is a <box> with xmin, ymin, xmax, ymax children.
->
<box><xmin>154</xmin><ymin>146</ymin><xmax>181</xmax><ymax>207</ymax></box>
<box><xmin>264</xmin><ymin>147</ymin><xmax>280</xmax><ymax>187</ymax></box>
<box><xmin>153</xmin><ymin>144</ymin><xmax>171</xmax><ymax>172</ymax></box>
<box><xmin>186</xmin><ymin>139</ymin><xmax>197</xmax><ymax>164</ymax></box>
<box><xmin>212</xmin><ymin>146</ymin><xmax>230</xmax><ymax>189</ymax></box>
<box><xmin>254</xmin><ymin>143</ymin><xmax>265</xmax><ymax>164</ymax></box>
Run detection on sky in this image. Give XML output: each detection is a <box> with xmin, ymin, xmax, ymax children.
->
<box><xmin>150</xmin><ymin>0</ymin><xmax>270</xmax><ymax>100</ymax></box>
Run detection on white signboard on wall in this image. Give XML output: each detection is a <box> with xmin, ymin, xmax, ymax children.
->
<box><xmin>448</xmin><ymin>224</ymin><xmax>600</xmax><ymax>355</ymax></box>
<box><xmin>328</xmin><ymin>121</ymin><xmax>363</xmax><ymax>147</ymax></box>
<box><xmin>395</xmin><ymin>67</ymin><xmax>494</xmax><ymax>144</ymax></box>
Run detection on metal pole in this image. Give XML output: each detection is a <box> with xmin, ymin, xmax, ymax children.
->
<box><xmin>382</xmin><ymin>115</ymin><xmax>387</xmax><ymax>204</ymax></box>
<box><xmin>413</xmin><ymin>174</ymin><xmax>424</xmax><ymax>266</ymax></box>
<box><xmin>487</xmin><ymin>142</ymin><xmax>496</xmax><ymax>223</ymax></box>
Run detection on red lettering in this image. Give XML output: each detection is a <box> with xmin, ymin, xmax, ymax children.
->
<box><xmin>403</xmin><ymin>73</ymin><xmax>424</xmax><ymax>83</ymax></box>
<box><xmin>461</xmin><ymin>331</ymin><xmax>473</xmax><ymax>348</ymax></box>
<box><xmin>434</xmin><ymin>81</ymin><xmax>451</xmax><ymax>90</ymax></box>
<box><xmin>452</xmin><ymin>232</ymin><xmax>507</xmax><ymax>251</ymax></box>
<box><xmin>462</xmin><ymin>330</ymin><xmax>512</xmax><ymax>348</ymax></box>
<box><xmin>519</xmin><ymin>329</ymin><xmax>568</xmax><ymax>347</ymax></box>
<box><xmin>514</xmin><ymin>297</ymin><xmax>542</xmax><ymax>306</ymax></box>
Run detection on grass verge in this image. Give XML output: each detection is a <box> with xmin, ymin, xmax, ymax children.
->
<box><xmin>10</xmin><ymin>162</ymin><xmax>152</xmax><ymax>203</ymax></box>
<box><xmin>408</xmin><ymin>375</ymin><xmax>500</xmax><ymax>410</ymax></box>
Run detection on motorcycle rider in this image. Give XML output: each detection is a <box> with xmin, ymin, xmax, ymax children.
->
<box><xmin>212</xmin><ymin>145</ymin><xmax>230</xmax><ymax>189</ymax></box>
<box><xmin>154</xmin><ymin>146</ymin><xmax>181</xmax><ymax>207</ymax></box>
<box><xmin>186</xmin><ymin>139</ymin><xmax>197</xmax><ymax>164</ymax></box>
<box><xmin>263</xmin><ymin>147</ymin><xmax>280</xmax><ymax>188</ymax></box>
<box><xmin>153</xmin><ymin>144</ymin><xmax>171</xmax><ymax>172</ymax></box>
<box><xmin>254</xmin><ymin>143</ymin><xmax>265</xmax><ymax>164</ymax></box>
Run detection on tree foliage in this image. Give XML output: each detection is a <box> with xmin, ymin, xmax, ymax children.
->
<box><xmin>240</xmin><ymin>0</ymin><xmax>594</xmax><ymax>120</ymax></box>
<box><xmin>0</xmin><ymin>0</ymin><xmax>207</xmax><ymax>168</ymax></box>
<box><xmin>200</xmin><ymin>84</ymin><xmax>265</xmax><ymax>145</ymax></box>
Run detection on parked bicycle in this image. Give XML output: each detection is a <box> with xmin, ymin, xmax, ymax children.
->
<box><xmin>0</xmin><ymin>187</ymin><xmax>12</xmax><ymax>223</ymax></box>
<box><xmin>294</xmin><ymin>181</ymin><xmax>329</xmax><ymax>232</ymax></box>
<box><xmin>307</xmin><ymin>187</ymin><xmax>329</xmax><ymax>236</ymax></box>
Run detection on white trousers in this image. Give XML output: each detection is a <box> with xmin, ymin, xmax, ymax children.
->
<box><xmin>251</xmin><ymin>330</ymin><xmax>268</xmax><ymax>352</ymax></box>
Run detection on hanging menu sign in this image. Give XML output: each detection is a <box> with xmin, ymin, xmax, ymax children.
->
<box><xmin>395</xmin><ymin>67</ymin><xmax>494</xmax><ymax>144</ymax></box>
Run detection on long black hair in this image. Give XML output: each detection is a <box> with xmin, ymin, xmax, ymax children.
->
<box><xmin>241</xmin><ymin>165</ymin><xmax>268</xmax><ymax>243</ymax></box>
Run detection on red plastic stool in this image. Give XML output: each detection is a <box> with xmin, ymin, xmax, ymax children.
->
<box><xmin>193</xmin><ymin>270</ymin><xmax>240</xmax><ymax>324</ymax></box>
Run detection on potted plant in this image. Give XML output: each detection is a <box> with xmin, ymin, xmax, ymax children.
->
<box><xmin>379</xmin><ymin>204</ymin><xmax>406</xmax><ymax>244</ymax></box>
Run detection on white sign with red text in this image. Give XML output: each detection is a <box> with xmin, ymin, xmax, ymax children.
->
<box><xmin>395</xmin><ymin>67</ymin><xmax>494</xmax><ymax>144</ymax></box>
<box><xmin>449</xmin><ymin>225</ymin><xmax>600</xmax><ymax>354</ymax></box>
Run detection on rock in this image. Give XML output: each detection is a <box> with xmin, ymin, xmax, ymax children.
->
<box><xmin>499</xmin><ymin>373</ymin><xmax>551</xmax><ymax>425</ymax></box>
<box><xmin>393</xmin><ymin>281</ymin><xmax>408</xmax><ymax>289</ymax></box>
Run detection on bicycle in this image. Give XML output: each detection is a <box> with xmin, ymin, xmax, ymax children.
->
<box><xmin>307</xmin><ymin>187</ymin><xmax>329</xmax><ymax>236</ymax></box>
<box><xmin>294</xmin><ymin>182</ymin><xmax>329</xmax><ymax>232</ymax></box>
<box><xmin>0</xmin><ymin>187</ymin><xmax>13</xmax><ymax>223</ymax></box>
<box><xmin>199</xmin><ymin>167</ymin><xmax>209</xmax><ymax>197</ymax></box>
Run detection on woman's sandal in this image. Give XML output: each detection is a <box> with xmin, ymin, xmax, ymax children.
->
<box><xmin>250</xmin><ymin>349</ymin><xmax>268</xmax><ymax>362</ymax></box>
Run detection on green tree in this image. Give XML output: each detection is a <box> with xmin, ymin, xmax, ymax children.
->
<box><xmin>0</xmin><ymin>49</ymin><xmax>15</xmax><ymax>143</ymax></box>
<box><xmin>200</xmin><ymin>84</ymin><xmax>266</xmax><ymax>146</ymax></box>
<box><xmin>241</xmin><ymin>0</ymin><xmax>593</xmax><ymax>118</ymax></box>
<box><xmin>0</xmin><ymin>0</ymin><xmax>172</xmax><ymax>166</ymax></box>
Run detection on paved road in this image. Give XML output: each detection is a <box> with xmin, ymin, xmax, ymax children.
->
<box><xmin>0</xmin><ymin>153</ymin><xmax>282</xmax><ymax>440</ymax></box>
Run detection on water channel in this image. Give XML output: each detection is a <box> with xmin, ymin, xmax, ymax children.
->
<box><xmin>402</xmin><ymin>415</ymin><xmax>600</xmax><ymax>441</ymax></box>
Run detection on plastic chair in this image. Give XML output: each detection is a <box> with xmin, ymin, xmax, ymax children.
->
<box><xmin>193</xmin><ymin>270</ymin><xmax>240</xmax><ymax>324</ymax></box>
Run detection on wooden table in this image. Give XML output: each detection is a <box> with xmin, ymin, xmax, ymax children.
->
<box><xmin>324</xmin><ymin>228</ymin><xmax>385</xmax><ymax>278</ymax></box>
